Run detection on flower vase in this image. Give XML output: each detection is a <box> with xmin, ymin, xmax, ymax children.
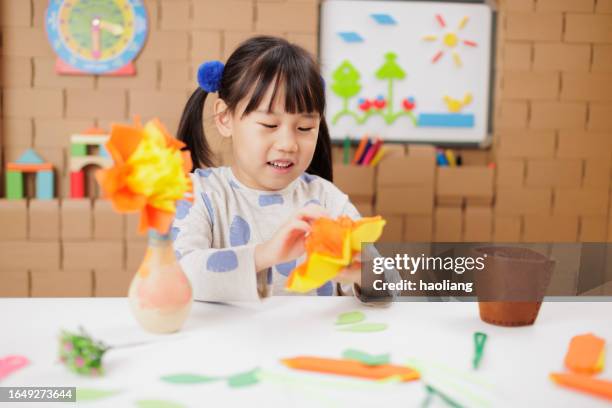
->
<box><xmin>128</xmin><ymin>230</ymin><xmax>192</xmax><ymax>333</ymax></box>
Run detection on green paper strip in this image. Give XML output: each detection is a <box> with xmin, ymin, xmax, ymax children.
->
<box><xmin>161</xmin><ymin>373</ymin><xmax>221</xmax><ymax>384</ymax></box>
<box><xmin>339</xmin><ymin>323</ymin><xmax>388</xmax><ymax>333</ymax></box>
<box><xmin>76</xmin><ymin>388</ymin><xmax>121</xmax><ymax>401</ymax></box>
<box><xmin>473</xmin><ymin>332</ymin><xmax>487</xmax><ymax>370</ymax></box>
<box><xmin>342</xmin><ymin>349</ymin><xmax>390</xmax><ymax>366</ymax></box>
<box><xmin>135</xmin><ymin>400</ymin><xmax>186</xmax><ymax>408</ymax></box>
<box><xmin>425</xmin><ymin>383</ymin><xmax>465</xmax><ymax>408</ymax></box>
<box><xmin>227</xmin><ymin>368</ymin><xmax>261</xmax><ymax>388</ymax></box>
<box><xmin>335</xmin><ymin>311</ymin><xmax>365</xmax><ymax>326</ymax></box>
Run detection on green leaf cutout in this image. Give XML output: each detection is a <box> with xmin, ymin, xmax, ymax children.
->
<box><xmin>339</xmin><ymin>323</ymin><xmax>388</xmax><ymax>333</ymax></box>
<box><xmin>76</xmin><ymin>388</ymin><xmax>121</xmax><ymax>401</ymax></box>
<box><xmin>342</xmin><ymin>349</ymin><xmax>390</xmax><ymax>366</ymax></box>
<box><xmin>335</xmin><ymin>311</ymin><xmax>365</xmax><ymax>326</ymax></box>
<box><xmin>227</xmin><ymin>368</ymin><xmax>261</xmax><ymax>388</ymax></box>
<box><xmin>161</xmin><ymin>373</ymin><xmax>221</xmax><ymax>384</ymax></box>
<box><xmin>135</xmin><ymin>400</ymin><xmax>186</xmax><ymax>408</ymax></box>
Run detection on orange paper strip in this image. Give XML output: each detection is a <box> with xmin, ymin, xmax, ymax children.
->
<box><xmin>282</xmin><ymin>356</ymin><xmax>420</xmax><ymax>382</ymax></box>
<box><xmin>550</xmin><ymin>372</ymin><xmax>612</xmax><ymax>401</ymax></box>
<box><xmin>565</xmin><ymin>333</ymin><xmax>606</xmax><ymax>374</ymax></box>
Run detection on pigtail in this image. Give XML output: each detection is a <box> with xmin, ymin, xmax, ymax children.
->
<box><xmin>177</xmin><ymin>88</ymin><xmax>214</xmax><ymax>171</ymax></box>
<box><xmin>305</xmin><ymin>117</ymin><xmax>333</xmax><ymax>182</ymax></box>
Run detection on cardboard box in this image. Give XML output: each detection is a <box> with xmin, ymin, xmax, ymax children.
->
<box><xmin>580</xmin><ymin>216</ymin><xmax>609</xmax><ymax>242</ymax></box>
<box><xmin>29</xmin><ymin>199</ymin><xmax>60</xmax><ymax>240</ymax></box>
<box><xmin>502</xmin><ymin>71</ymin><xmax>560</xmax><ymax>100</ymax></box>
<box><xmin>495</xmin><ymin>101</ymin><xmax>528</xmax><ymax>129</ymax></box>
<box><xmin>496</xmin><ymin>131</ymin><xmax>556</xmax><ymax>158</ymax></box>
<box><xmin>588</xmin><ymin>103</ymin><xmax>612</xmax><ymax>131</ymax></box>
<box><xmin>495</xmin><ymin>188</ymin><xmax>552</xmax><ymax>215</ymax></box>
<box><xmin>93</xmin><ymin>199</ymin><xmax>124</xmax><ymax>240</ymax></box>
<box><xmin>458</xmin><ymin>149</ymin><xmax>491</xmax><ymax>166</ymax></box>
<box><xmin>2</xmin><ymin>88</ymin><xmax>63</xmax><ymax>118</ymax></box>
<box><xmin>529</xmin><ymin>101</ymin><xmax>587</xmax><ymax>130</ymax></box>
<box><xmin>436</xmin><ymin>167</ymin><xmax>494</xmax><ymax>204</ymax></box>
<box><xmin>554</xmin><ymin>189</ymin><xmax>609</xmax><ymax>216</ymax></box>
<box><xmin>63</xmin><ymin>241</ymin><xmax>124</xmax><ymax>270</ymax></box>
<box><xmin>0</xmin><ymin>0</ymin><xmax>31</xmax><ymax>26</ymax></box>
<box><xmin>593</xmin><ymin>45</ymin><xmax>612</xmax><ymax>74</ymax></box>
<box><xmin>94</xmin><ymin>269</ymin><xmax>131</xmax><ymax>297</ymax></box>
<box><xmin>333</xmin><ymin>164</ymin><xmax>375</xmax><ymax>201</ymax></box>
<box><xmin>523</xmin><ymin>215</ymin><xmax>578</xmax><ymax>242</ymax></box>
<box><xmin>493</xmin><ymin>215</ymin><xmax>522</xmax><ymax>242</ymax></box>
<box><xmin>0</xmin><ymin>57</ymin><xmax>32</xmax><ymax>88</ymax></box>
<box><xmin>31</xmin><ymin>270</ymin><xmax>93</xmax><ymax>297</ymax></box>
<box><xmin>160</xmin><ymin>0</ymin><xmax>190</xmax><ymax>30</ymax></box>
<box><xmin>557</xmin><ymin>131</ymin><xmax>612</xmax><ymax>159</ymax></box>
<box><xmin>504</xmin><ymin>0</ymin><xmax>535</xmax><ymax>11</ymax></box>
<box><xmin>0</xmin><ymin>241</ymin><xmax>60</xmax><ymax>269</ymax></box>
<box><xmin>501</xmin><ymin>42</ymin><xmax>532</xmax><ymax>71</ymax></box>
<box><xmin>125</xmin><ymin>213</ymin><xmax>147</xmax><ymax>241</ymax></box>
<box><xmin>565</xmin><ymin>14</ymin><xmax>612</xmax><ymax>43</ymax></box>
<box><xmin>34</xmin><ymin>57</ymin><xmax>95</xmax><ymax>89</ymax></box>
<box><xmin>376</xmin><ymin>186</ymin><xmax>434</xmax><ymax>215</ymax></box>
<box><xmin>138</xmin><ymin>31</ymin><xmax>189</xmax><ymax>60</ymax></box>
<box><xmin>0</xmin><ymin>270</ymin><xmax>29</xmax><ymax>297</ymax></box>
<box><xmin>353</xmin><ymin>199</ymin><xmax>374</xmax><ymax>217</ymax></box>
<box><xmin>97</xmin><ymin>60</ymin><xmax>158</xmax><ymax>90</ymax></box>
<box><xmin>536</xmin><ymin>0</ymin><xmax>594</xmax><ymax>12</ymax></box>
<box><xmin>61</xmin><ymin>199</ymin><xmax>92</xmax><ymax>239</ymax></box>
<box><xmin>378</xmin><ymin>214</ymin><xmax>403</xmax><ymax>243</ymax></box>
<box><xmin>597</xmin><ymin>0</ymin><xmax>612</xmax><ymax>12</ymax></box>
<box><xmin>561</xmin><ymin>73</ymin><xmax>612</xmax><ymax>102</ymax></box>
<box><xmin>34</xmin><ymin>118</ymin><xmax>93</xmax><ymax>148</ymax></box>
<box><xmin>191</xmin><ymin>30</ymin><xmax>223</xmax><ymax>61</ymax></box>
<box><xmin>2</xmin><ymin>118</ymin><xmax>33</xmax><ymax>148</ymax></box>
<box><xmin>584</xmin><ymin>159</ymin><xmax>611</xmax><ymax>189</ymax></box>
<box><xmin>256</xmin><ymin>2</ymin><xmax>317</xmax><ymax>33</ymax></box>
<box><xmin>403</xmin><ymin>216</ymin><xmax>433</xmax><ymax>242</ymax></box>
<box><xmin>505</xmin><ymin>12</ymin><xmax>563</xmax><ymax>41</ymax></box>
<box><xmin>128</xmin><ymin>90</ymin><xmax>187</xmax><ymax>122</ymax></box>
<box><xmin>377</xmin><ymin>156</ymin><xmax>435</xmax><ymax>187</ymax></box>
<box><xmin>193</xmin><ymin>0</ymin><xmax>253</xmax><ymax>31</ymax></box>
<box><xmin>65</xmin><ymin>89</ymin><xmax>126</xmax><ymax>119</ymax></box>
<box><xmin>436</xmin><ymin>197</ymin><xmax>463</xmax><ymax>207</ymax></box>
<box><xmin>464</xmin><ymin>207</ymin><xmax>493</xmax><ymax>242</ymax></box>
<box><xmin>160</xmin><ymin>60</ymin><xmax>192</xmax><ymax>91</ymax></box>
<box><xmin>0</xmin><ymin>200</ymin><xmax>27</xmax><ymax>240</ymax></box>
<box><xmin>1</xmin><ymin>27</ymin><xmax>55</xmax><ymax>57</ymax></box>
<box><xmin>126</xmin><ymin>241</ymin><xmax>148</xmax><ymax>270</ymax></box>
<box><xmin>496</xmin><ymin>159</ymin><xmax>525</xmax><ymax>187</ymax></box>
<box><xmin>525</xmin><ymin>159</ymin><xmax>582</xmax><ymax>188</ymax></box>
<box><xmin>532</xmin><ymin>43</ymin><xmax>590</xmax><ymax>72</ymax></box>
<box><xmin>433</xmin><ymin>207</ymin><xmax>462</xmax><ymax>242</ymax></box>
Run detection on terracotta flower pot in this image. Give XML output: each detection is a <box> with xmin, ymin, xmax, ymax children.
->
<box><xmin>474</xmin><ymin>246</ymin><xmax>554</xmax><ymax>327</ymax></box>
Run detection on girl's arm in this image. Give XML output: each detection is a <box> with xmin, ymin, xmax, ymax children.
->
<box><xmin>172</xmin><ymin>185</ymin><xmax>265</xmax><ymax>302</ymax></box>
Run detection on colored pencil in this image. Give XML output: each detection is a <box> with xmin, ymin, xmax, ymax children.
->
<box><xmin>369</xmin><ymin>147</ymin><xmax>387</xmax><ymax>167</ymax></box>
<box><xmin>445</xmin><ymin>149</ymin><xmax>457</xmax><ymax>167</ymax></box>
<box><xmin>352</xmin><ymin>135</ymin><xmax>369</xmax><ymax>165</ymax></box>
<box><xmin>357</xmin><ymin>139</ymin><xmax>372</xmax><ymax>165</ymax></box>
<box><xmin>550</xmin><ymin>372</ymin><xmax>612</xmax><ymax>400</ymax></box>
<box><xmin>282</xmin><ymin>356</ymin><xmax>420</xmax><ymax>382</ymax></box>
<box><xmin>362</xmin><ymin>138</ymin><xmax>382</xmax><ymax>166</ymax></box>
<box><xmin>343</xmin><ymin>135</ymin><xmax>351</xmax><ymax>165</ymax></box>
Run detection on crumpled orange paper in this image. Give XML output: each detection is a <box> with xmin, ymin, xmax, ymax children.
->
<box><xmin>286</xmin><ymin>216</ymin><xmax>386</xmax><ymax>293</ymax></box>
<box><xmin>96</xmin><ymin>118</ymin><xmax>193</xmax><ymax>235</ymax></box>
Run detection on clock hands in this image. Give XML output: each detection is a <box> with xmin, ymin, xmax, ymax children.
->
<box><xmin>90</xmin><ymin>17</ymin><xmax>124</xmax><ymax>59</ymax></box>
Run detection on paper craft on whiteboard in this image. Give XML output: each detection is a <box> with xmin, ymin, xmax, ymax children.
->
<box><xmin>320</xmin><ymin>1</ymin><xmax>494</xmax><ymax>144</ymax></box>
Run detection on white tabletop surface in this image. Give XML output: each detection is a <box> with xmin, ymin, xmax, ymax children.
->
<box><xmin>1</xmin><ymin>297</ymin><xmax>611</xmax><ymax>407</ymax></box>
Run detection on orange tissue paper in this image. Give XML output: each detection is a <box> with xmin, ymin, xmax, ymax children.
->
<box><xmin>286</xmin><ymin>216</ymin><xmax>386</xmax><ymax>293</ymax></box>
<box><xmin>96</xmin><ymin>118</ymin><xmax>193</xmax><ymax>235</ymax></box>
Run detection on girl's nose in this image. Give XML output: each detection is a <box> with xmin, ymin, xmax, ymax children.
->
<box><xmin>275</xmin><ymin>128</ymin><xmax>298</xmax><ymax>152</ymax></box>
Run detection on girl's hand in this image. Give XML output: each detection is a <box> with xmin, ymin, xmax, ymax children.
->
<box><xmin>254</xmin><ymin>204</ymin><xmax>328</xmax><ymax>271</ymax></box>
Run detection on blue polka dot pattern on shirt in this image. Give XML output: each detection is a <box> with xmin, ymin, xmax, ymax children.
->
<box><xmin>206</xmin><ymin>250</ymin><xmax>238</xmax><ymax>272</ymax></box>
<box><xmin>301</xmin><ymin>173</ymin><xmax>316</xmax><ymax>183</ymax></box>
<box><xmin>258</xmin><ymin>194</ymin><xmax>284</xmax><ymax>207</ymax></box>
<box><xmin>304</xmin><ymin>199</ymin><xmax>321</xmax><ymax>207</ymax></box>
<box><xmin>229</xmin><ymin>215</ymin><xmax>251</xmax><ymax>246</ymax></box>
<box><xmin>201</xmin><ymin>192</ymin><xmax>214</xmax><ymax>226</ymax></box>
<box><xmin>195</xmin><ymin>168</ymin><xmax>213</xmax><ymax>178</ymax></box>
<box><xmin>267</xmin><ymin>268</ymin><xmax>273</xmax><ymax>284</ymax></box>
<box><xmin>317</xmin><ymin>280</ymin><xmax>334</xmax><ymax>296</ymax></box>
<box><xmin>275</xmin><ymin>260</ymin><xmax>297</xmax><ymax>277</ymax></box>
<box><xmin>175</xmin><ymin>199</ymin><xmax>192</xmax><ymax>220</ymax></box>
<box><xmin>170</xmin><ymin>226</ymin><xmax>180</xmax><ymax>241</ymax></box>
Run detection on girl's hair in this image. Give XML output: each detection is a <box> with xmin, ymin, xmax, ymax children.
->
<box><xmin>177</xmin><ymin>36</ymin><xmax>333</xmax><ymax>182</ymax></box>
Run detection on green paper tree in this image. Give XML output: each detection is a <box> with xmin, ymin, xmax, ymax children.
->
<box><xmin>375</xmin><ymin>52</ymin><xmax>405</xmax><ymax>117</ymax></box>
<box><xmin>331</xmin><ymin>60</ymin><xmax>362</xmax><ymax>124</ymax></box>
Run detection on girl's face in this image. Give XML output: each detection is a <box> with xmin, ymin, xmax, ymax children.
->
<box><xmin>214</xmin><ymin>82</ymin><xmax>320</xmax><ymax>191</ymax></box>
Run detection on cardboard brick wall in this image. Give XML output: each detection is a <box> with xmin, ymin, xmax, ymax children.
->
<box><xmin>1</xmin><ymin>0</ymin><xmax>612</xmax><ymax>297</ymax></box>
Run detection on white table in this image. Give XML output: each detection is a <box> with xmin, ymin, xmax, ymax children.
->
<box><xmin>1</xmin><ymin>297</ymin><xmax>611</xmax><ymax>407</ymax></box>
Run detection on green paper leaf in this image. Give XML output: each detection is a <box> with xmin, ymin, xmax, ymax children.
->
<box><xmin>339</xmin><ymin>323</ymin><xmax>388</xmax><ymax>333</ymax></box>
<box><xmin>135</xmin><ymin>400</ymin><xmax>186</xmax><ymax>408</ymax></box>
<box><xmin>335</xmin><ymin>311</ymin><xmax>365</xmax><ymax>326</ymax></box>
<box><xmin>161</xmin><ymin>373</ymin><xmax>220</xmax><ymax>384</ymax></box>
<box><xmin>227</xmin><ymin>368</ymin><xmax>261</xmax><ymax>388</ymax></box>
<box><xmin>76</xmin><ymin>388</ymin><xmax>121</xmax><ymax>401</ymax></box>
<box><xmin>342</xmin><ymin>349</ymin><xmax>390</xmax><ymax>366</ymax></box>
<box><xmin>375</xmin><ymin>52</ymin><xmax>406</xmax><ymax>80</ymax></box>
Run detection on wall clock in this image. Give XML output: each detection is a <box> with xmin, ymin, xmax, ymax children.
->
<box><xmin>45</xmin><ymin>0</ymin><xmax>148</xmax><ymax>75</ymax></box>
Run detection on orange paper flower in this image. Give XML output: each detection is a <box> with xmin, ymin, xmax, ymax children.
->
<box><xmin>96</xmin><ymin>118</ymin><xmax>193</xmax><ymax>235</ymax></box>
<box><xmin>286</xmin><ymin>216</ymin><xmax>386</xmax><ymax>293</ymax></box>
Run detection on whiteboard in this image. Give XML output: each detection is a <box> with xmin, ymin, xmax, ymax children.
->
<box><xmin>320</xmin><ymin>0</ymin><xmax>494</xmax><ymax>144</ymax></box>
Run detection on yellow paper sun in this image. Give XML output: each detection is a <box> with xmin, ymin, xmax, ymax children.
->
<box><xmin>422</xmin><ymin>14</ymin><xmax>478</xmax><ymax>68</ymax></box>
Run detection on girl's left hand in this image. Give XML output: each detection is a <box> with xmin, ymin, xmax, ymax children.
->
<box><xmin>336</xmin><ymin>253</ymin><xmax>362</xmax><ymax>286</ymax></box>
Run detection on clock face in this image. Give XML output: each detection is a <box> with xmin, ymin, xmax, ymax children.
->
<box><xmin>45</xmin><ymin>0</ymin><xmax>148</xmax><ymax>74</ymax></box>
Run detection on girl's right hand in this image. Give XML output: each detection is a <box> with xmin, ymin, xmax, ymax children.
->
<box><xmin>255</xmin><ymin>204</ymin><xmax>328</xmax><ymax>271</ymax></box>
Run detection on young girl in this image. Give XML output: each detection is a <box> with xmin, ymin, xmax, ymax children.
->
<box><xmin>173</xmin><ymin>36</ymin><xmax>394</xmax><ymax>302</ymax></box>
